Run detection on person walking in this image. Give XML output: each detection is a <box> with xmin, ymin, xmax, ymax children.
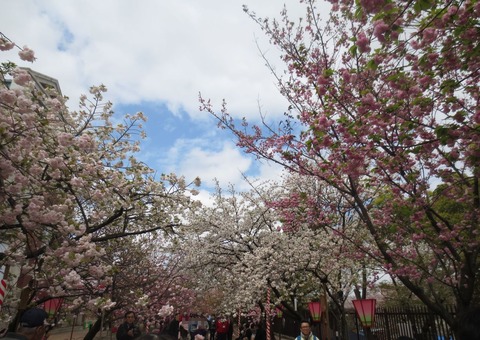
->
<box><xmin>227</xmin><ymin>317</ymin><xmax>234</xmax><ymax>340</ymax></box>
<box><xmin>193</xmin><ymin>324</ymin><xmax>208</xmax><ymax>340</ymax></box>
<box><xmin>208</xmin><ymin>316</ymin><xmax>216</xmax><ymax>340</ymax></box>
<box><xmin>252</xmin><ymin>322</ymin><xmax>266</xmax><ymax>340</ymax></box>
<box><xmin>215</xmin><ymin>315</ymin><xmax>229</xmax><ymax>340</ymax></box>
<box><xmin>3</xmin><ymin>307</ymin><xmax>48</xmax><ymax>340</ymax></box>
<box><xmin>243</xmin><ymin>324</ymin><xmax>252</xmax><ymax>340</ymax></box>
<box><xmin>295</xmin><ymin>320</ymin><xmax>319</xmax><ymax>340</ymax></box>
<box><xmin>117</xmin><ymin>311</ymin><xmax>141</xmax><ymax>340</ymax></box>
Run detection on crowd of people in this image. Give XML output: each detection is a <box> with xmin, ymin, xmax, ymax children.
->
<box><xmin>113</xmin><ymin>304</ymin><xmax>480</xmax><ymax>340</ymax></box>
<box><xmin>2</xmin><ymin>306</ymin><xmax>480</xmax><ymax>340</ymax></box>
<box><xmin>170</xmin><ymin>313</ymin><xmax>268</xmax><ymax>340</ymax></box>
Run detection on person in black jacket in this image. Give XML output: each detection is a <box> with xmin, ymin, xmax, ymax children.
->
<box><xmin>457</xmin><ymin>307</ymin><xmax>480</xmax><ymax>340</ymax></box>
<box><xmin>117</xmin><ymin>311</ymin><xmax>141</xmax><ymax>340</ymax></box>
<box><xmin>254</xmin><ymin>322</ymin><xmax>266</xmax><ymax>340</ymax></box>
<box><xmin>243</xmin><ymin>324</ymin><xmax>253</xmax><ymax>340</ymax></box>
<box><xmin>227</xmin><ymin>317</ymin><xmax>234</xmax><ymax>340</ymax></box>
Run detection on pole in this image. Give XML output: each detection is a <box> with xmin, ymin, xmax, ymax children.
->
<box><xmin>321</xmin><ymin>284</ymin><xmax>330</xmax><ymax>340</ymax></box>
<box><xmin>354</xmin><ymin>313</ymin><xmax>360</xmax><ymax>340</ymax></box>
<box><xmin>70</xmin><ymin>314</ymin><xmax>77</xmax><ymax>340</ymax></box>
<box><xmin>100</xmin><ymin>309</ymin><xmax>105</xmax><ymax>338</ymax></box>
<box><xmin>238</xmin><ymin>308</ymin><xmax>241</xmax><ymax>339</ymax></box>
<box><xmin>266</xmin><ymin>288</ymin><xmax>271</xmax><ymax>340</ymax></box>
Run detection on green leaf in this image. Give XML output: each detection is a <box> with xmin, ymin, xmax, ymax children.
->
<box><xmin>367</xmin><ymin>59</ymin><xmax>378</xmax><ymax>70</ymax></box>
<box><xmin>414</xmin><ymin>0</ymin><xmax>433</xmax><ymax>12</ymax></box>
<box><xmin>305</xmin><ymin>139</ymin><xmax>312</xmax><ymax>152</ymax></box>
<box><xmin>440</xmin><ymin>79</ymin><xmax>458</xmax><ymax>94</ymax></box>
<box><xmin>324</xmin><ymin>69</ymin><xmax>334</xmax><ymax>77</ymax></box>
<box><xmin>349</xmin><ymin>45</ymin><xmax>358</xmax><ymax>57</ymax></box>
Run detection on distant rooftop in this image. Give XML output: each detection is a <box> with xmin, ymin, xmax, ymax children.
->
<box><xmin>5</xmin><ymin>67</ymin><xmax>62</xmax><ymax>97</ymax></box>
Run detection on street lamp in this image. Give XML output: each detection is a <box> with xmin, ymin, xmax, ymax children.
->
<box><xmin>352</xmin><ymin>299</ymin><xmax>376</xmax><ymax>328</ymax></box>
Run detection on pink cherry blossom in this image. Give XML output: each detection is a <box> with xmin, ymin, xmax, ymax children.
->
<box><xmin>204</xmin><ymin>0</ymin><xmax>480</xmax><ymax>332</ymax></box>
<box><xmin>0</xmin><ymin>89</ymin><xmax>17</xmax><ymax>105</ymax></box>
<box><xmin>0</xmin><ymin>37</ymin><xmax>15</xmax><ymax>51</ymax></box>
<box><xmin>18</xmin><ymin>45</ymin><xmax>35</xmax><ymax>62</ymax></box>
<box><xmin>422</xmin><ymin>27</ymin><xmax>437</xmax><ymax>44</ymax></box>
<box><xmin>12</xmin><ymin>68</ymin><xmax>32</xmax><ymax>86</ymax></box>
<box><xmin>356</xmin><ymin>32</ymin><xmax>371</xmax><ymax>53</ymax></box>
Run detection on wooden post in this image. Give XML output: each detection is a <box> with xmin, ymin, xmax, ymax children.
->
<box><xmin>70</xmin><ymin>314</ymin><xmax>78</xmax><ymax>340</ymax></box>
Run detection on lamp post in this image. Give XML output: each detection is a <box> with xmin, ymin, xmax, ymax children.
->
<box><xmin>352</xmin><ymin>299</ymin><xmax>376</xmax><ymax>339</ymax></box>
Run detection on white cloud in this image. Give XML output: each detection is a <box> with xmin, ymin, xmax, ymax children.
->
<box><xmin>156</xmin><ymin>138</ymin><xmax>252</xmax><ymax>189</ymax></box>
<box><xmin>1</xmin><ymin>0</ymin><xmax>302</xmax><ymax>119</ymax></box>
<box><xmin>1</xmin><ymin>0</ymin><xmax>307</xmax><ymax>193</ymax></box>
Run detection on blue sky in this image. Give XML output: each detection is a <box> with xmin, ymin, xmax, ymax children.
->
<box><xmin>1</xmin><ymin>1</ymin><xmax>309</xmax><ymax>200</ymax></box>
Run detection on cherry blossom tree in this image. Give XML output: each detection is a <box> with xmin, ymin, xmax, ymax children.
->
<box><xmin>175</xmin><ymin>177</ymin><xmax>374</xmax><ymax>339</ymax></box>
<box><xmin>200</xmin><ymin>0</ymin><xmax>480</xmax><ymax>332</ymax></box>
<box><xmin>0</xmin><ymin>37</ymin><xmax>199</xmax><ymax>333</ymax></box>
<box><xmin>81</xmin><ymin>235</ymin><xmax>194</xmax><ymax>340</ymax></box>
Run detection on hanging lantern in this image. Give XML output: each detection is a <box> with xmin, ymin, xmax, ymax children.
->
<box><xmin>276</xmin><ymin>307</ymin><xmax>283</xmax><ymax>318</ymax></box>
<box><xmin>352</xmin><ymin>299</ymin><xmax>376</xmax><ymax>328</ymax></box>
<box><xmin>43</xmin><ymin>298</ymin><xmax>64</xmax><ymax>318</ymax></box>
<box><xmin>308</xmin><ymin>301</ymin><xmax>322</xmax><ymax>323</ymax></box>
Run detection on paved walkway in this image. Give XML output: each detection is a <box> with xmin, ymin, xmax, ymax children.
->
<box><xmin>47</xmin><ymin>326</ymin><xmax>89</xmax><ymax>340</ymax></box>
<box><xmin>47</xmin><ymin>327</ymin><xmax>177</xmax><ymax>340</ymax></box>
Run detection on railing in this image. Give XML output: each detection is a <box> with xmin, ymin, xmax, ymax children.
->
<box><xmin>271</xmin><ymin>305</ymin><xmax>456</xmax><ymax>340</ymax></box>
<box><xmin>358</xmin><ymin>305</ymin><xmax>456</xmax><ymax>340</ymax></box>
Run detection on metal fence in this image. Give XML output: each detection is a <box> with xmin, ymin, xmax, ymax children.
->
<box><xmin>351</xmin><ymin>305</ymin><xmax>456</xmax><ymax>340</ymax></box>
<box><xmin>271</xmin><ymin>305</ymin><xmax>456</xmax><ymax>340</ymax></box>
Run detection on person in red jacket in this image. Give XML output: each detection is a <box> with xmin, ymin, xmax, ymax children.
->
<box><xmin>215</xmin><ymin>316</ymin><xmax>229</xmax><ymax>340</ymax></box>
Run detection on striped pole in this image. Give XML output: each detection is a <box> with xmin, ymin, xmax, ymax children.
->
<box><xmin>238</xmin><ymin>308</ymin><xmax>241</xmax><ymax>339</ymax></box>
<box><xmin>0</xmin><ymin>279</ymin><xmax>7</xmax><ymax>308</ymax></box>
<box><xmin>266</xmin><ymin>288</ymin><xmax>271</xmax><ymax>340</ymax></box>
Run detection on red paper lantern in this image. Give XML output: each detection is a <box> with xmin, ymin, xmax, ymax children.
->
<box><xmin>352</xmin><ymin>299</ymin><xmax>376</xmax><ymax>328</ymax></box>
<box><xmin>276</xmin><ymin>307</ymin><xmax>283</xmax><ymax>318</ymax></box>
<box><xmin>43</xmin><ymin>298</ymin><xmax>64</xmax><ymax>318</ymax></box>
<box><xmin>308</xmin><ymin>301</ymin><xmax>322</xmax><ymax>323</ymax></box>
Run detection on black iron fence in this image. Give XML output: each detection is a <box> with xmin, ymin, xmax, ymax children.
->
<box><xmin>271</xmin><ymin>305</ymin><xmax>456</xmax><ymax>340</ymax></box>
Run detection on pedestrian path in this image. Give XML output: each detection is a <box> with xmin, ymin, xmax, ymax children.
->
<box><xmin>47</xmin><ymin>326</ymin><xmax>177</xmax><ymax>340</ymax></box>
<box><xmin>47</xmin><ymin>326</ymin><xmax>89</xmax><ymax>340</ymax></box>
<box><xmin>157</xmin><ymin>332</ymin><xmax>177</xmax><ymax>340</ymax></box>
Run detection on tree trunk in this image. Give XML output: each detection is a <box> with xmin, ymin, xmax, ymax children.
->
<box><xmin>83</xmin><ymin>316</ymin><xmax>102</xmax><ymax>340</ymax></box>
